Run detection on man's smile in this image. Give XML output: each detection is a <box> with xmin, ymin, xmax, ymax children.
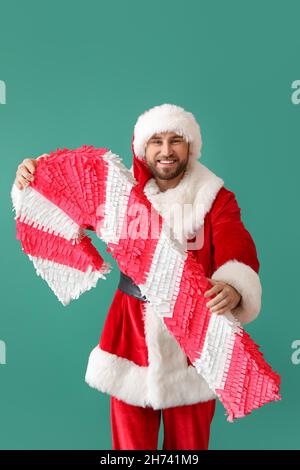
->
<box><xmin>156</xmin><ymin>158</ymin><xmax>177</xmax><ymax>167</ymax></box>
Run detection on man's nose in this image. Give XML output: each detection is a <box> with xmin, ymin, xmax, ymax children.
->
<box><xmin>161</xmin><ymin>141</ymin><xmax>173</xmax><ymax>156</ymax></box>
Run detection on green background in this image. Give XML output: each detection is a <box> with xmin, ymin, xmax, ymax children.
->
<box><xmin>0</xmin><ymin>0</ymin><xmax>299</xmax><ymax>450</ymax></box>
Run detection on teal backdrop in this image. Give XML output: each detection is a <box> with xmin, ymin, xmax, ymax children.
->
<box><xmin>0</xmin><ymin>0</ymin><xmax>299</xmax><ymax>450</ymax></box>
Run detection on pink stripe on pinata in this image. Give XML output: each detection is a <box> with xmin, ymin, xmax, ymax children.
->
<box><xmin>31</xmin><ymin>145</ymin><xmax>109</xmax><ymax>229</ymax></box>
<box><xmin>216</xmin><ymin>329</ymin><xmax>281</xmax><ymax>421</ymax></box>
<box><xmin>106</xmin><ymin>186</ymin><xmax>162</xmax><ymax>286</ymax></box>
<box><xmin>16</xmin><ymin>219</ymin><xmax>105</xmax><ymax>272</ymax></box>
<box><xmin>165</xmin><ymin>253</ymin><xmax>213</xmax><ymax>362</ymax></box>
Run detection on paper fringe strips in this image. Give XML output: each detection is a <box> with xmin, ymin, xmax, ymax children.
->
<box><xmin>11</xmin><ymin>145</ymin><xmax>281</xmax><ymax>421</ymax></box>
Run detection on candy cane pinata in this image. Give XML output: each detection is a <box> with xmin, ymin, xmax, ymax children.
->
<box><xmin>11</xmin><ymin>145</ymin><xmax>281</xmax><ymax>421</ymax></box>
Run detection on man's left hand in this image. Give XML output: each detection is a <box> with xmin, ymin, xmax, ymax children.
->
<box><xmin>204</xmin><ymin>278</ymin><xmax>241</xmax><ymax>315</ymax></box>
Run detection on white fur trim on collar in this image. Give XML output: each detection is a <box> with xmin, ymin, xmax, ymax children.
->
<box><xmin>143</xmin><ymin>161</ymin><xmax>224</xmax><ymax>245</ymax></box>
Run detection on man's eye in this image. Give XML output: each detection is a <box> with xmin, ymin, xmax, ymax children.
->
<box><xmin>151</xmin><ymin>139</ymin><xmax>182</xmax><ymax>144</ymax></box>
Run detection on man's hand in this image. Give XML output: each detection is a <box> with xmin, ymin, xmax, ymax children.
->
<box><xmin>204</xmin><ymin>278</ymin><xmax>241</xmax><ymax>315</ymax></box>
<box><xmin>15</xmin><ymin>154</ymin><xmax>47</xmax><ymax>190</ymax></box>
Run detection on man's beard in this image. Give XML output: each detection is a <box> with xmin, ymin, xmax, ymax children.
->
<box><xmin>146</xmin><ymin>158</ymin><xmax>189</xmax><ymax>181</ymax></box>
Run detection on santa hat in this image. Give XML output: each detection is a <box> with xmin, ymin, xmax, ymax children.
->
<box><xmin>133</xmin><ymin>103</ymin><xmax>202</xmax><ymax>162</ymax></box>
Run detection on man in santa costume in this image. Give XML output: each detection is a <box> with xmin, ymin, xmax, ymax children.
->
<box><xmin>15</xmin><ymin>103</ymin><xmax>262</xmax><ymax>450</ymax></box>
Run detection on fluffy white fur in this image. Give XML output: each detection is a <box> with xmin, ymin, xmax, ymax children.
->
<box><xmin>211</xmin><ymin>260</ymin><xmax>262</xmax><ymax>324</ymax></box>
<box><xmin>143</xmin><ymin>160</ymin><xmax>224</xmax><ymax>244</ymax></box>
<box><xmin>133</xmin><ymin>103</ymin><xmax>202</xmax><ymax>161</ymax></box>
<box><xmin>85</xmin><ymin>301</ymin><xmax>216</xmax><ymax>409</ymax></box>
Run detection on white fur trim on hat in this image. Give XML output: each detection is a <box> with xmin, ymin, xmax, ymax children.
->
<box><xmin>133</xmin><ymin>103</ymin><xmax>202</xmax><ymax>161</ymax></box>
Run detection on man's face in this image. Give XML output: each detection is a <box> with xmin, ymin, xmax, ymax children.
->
<box><xmin>144</xmin><ymin>131</ymin><xmax>190</xmax><ymax>180</ymax></box>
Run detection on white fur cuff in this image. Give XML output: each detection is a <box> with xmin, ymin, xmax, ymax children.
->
<box><xmin>211</xmin><ymin>260</ymin><xmax>262</xmax><ymax>324</ymax></box>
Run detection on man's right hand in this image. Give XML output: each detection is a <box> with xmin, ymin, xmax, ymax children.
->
<box><xmin>15</xmin><ymin>154</ymin><xmax>47</xmax><ymax>190</ymax></box>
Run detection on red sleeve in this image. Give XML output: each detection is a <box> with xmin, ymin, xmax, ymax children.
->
<box><xmin>209</xmin><ymin>187</ymin><xmax>262</xmax><ymax>324</ymax></box>
<box><xmin>211</xmin><ymin>187</ymin><xmax>260</xmax><ymax>274</ymax></box>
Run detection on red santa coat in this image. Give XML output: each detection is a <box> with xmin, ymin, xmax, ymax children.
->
<box><xmin>85</xmin><ymin>145</ymin><xmax>262</xmax><ymax>410</ymax></box>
